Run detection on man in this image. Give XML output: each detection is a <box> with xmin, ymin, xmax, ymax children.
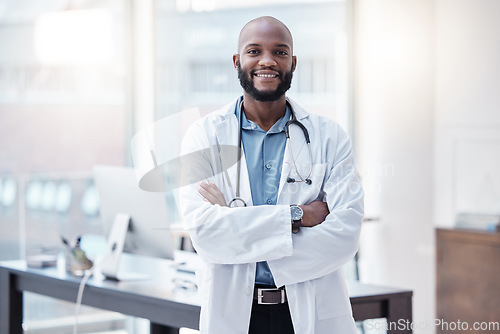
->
<box><xmin>180</xmin><ymin>16</ymin><xmax>363</xmax><ymax>334</ymax></box>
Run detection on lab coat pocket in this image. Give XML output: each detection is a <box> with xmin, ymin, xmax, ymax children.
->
<box><xmin>281</xmin><ymin>163</ymin><xmax>327</xmax><ymax>204</ymax></box>
<box><xmin>315</xmin><ymin>271</ymin><xmax>352</xmax><ymax>320</ymax></box>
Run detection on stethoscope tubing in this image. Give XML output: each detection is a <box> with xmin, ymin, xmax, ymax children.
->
<box><xmin>234</xmin><ymin>101</ymin><xmax>244</xmax><ymax>203</ymax></box>
<box><xmin>230</xmin><ymin>96</ymin><xmax>312</xmax><ymax>207</ymax></box>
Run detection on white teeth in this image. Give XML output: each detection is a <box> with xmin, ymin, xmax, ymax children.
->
<box><xmin>256</xmin><ymin>74</ymin><xmax>277</xmax><ymax>78</ymax></box>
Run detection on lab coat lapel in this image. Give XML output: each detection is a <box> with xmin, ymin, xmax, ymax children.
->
<box><xmin>214</xmin><ymin>112</ymin><xmax>253</xmax><ymax>206</ymax></box>
<box><xmin>277</xmin><ymin>130</ymin><xmax>308</xmax><ymax>198</ymax></box>
<box><xmin>286</xmin><ymin>97</ymin><xmax>308</xmax><ymax>159</ymax></box>
<box><xmin>277</xmin><ymin>98</ymin><xmax>309</xmax><ymax>198</ymax></box>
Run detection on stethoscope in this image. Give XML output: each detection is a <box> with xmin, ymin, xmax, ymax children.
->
<box><xmin>227</xmin><ymin>96</ymin><xmax>313</xmax><ymax>208</ymax></box>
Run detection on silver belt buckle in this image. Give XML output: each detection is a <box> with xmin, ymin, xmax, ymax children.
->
<box><xmin>257</xmin><ymin>288</ymin><xmax>285</xmax><ymax>305</ymax></box>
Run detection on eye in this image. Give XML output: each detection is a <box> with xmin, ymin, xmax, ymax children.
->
<box><xmin>276</xmin><ymin>50</ymin><xmax>289</xmax><ymax>56</ymax></box>
<box><xmin>247</xmin><ymin>49</ymin><xmax>260</xmax><ymax>55</ymax></box>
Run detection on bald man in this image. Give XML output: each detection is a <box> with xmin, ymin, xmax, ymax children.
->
<box><xmin>180</xmin><ymin>16</ymin><xmax>363</xmax><ymax>334</ymax></box>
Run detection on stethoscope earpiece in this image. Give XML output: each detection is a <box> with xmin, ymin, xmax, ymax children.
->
<box><xmin>287</xmin><ymin>177</ymin><xmax>312</xmax><ymax>185</ymax></box>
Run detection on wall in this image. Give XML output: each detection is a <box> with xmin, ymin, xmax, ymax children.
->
<box><xmin>354</xmin><ymin>0</ymin><xmax>436</xmax><ymax>332</ymax></box>
<box><xmin>0</xmin><ymin>105</ymin><xmax>125</xmax><ymax>173</ymax></box>
<box><xmin>355</xmin><ymin>0</ymin><xmax>500</xmax><ymax>333</ymax></box>
<box><xmin>434</xmin><ymin>0</ymin><xmax>500</xmax><ymax>227</ymax></box>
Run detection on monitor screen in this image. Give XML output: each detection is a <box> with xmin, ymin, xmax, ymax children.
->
<box><xmin>93</xmin><ymin>165</ymin><xmax>174</xmax><ymax>261</ymax></box>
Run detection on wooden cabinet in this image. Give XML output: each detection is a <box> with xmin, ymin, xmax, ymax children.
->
<box><xmin>436</xmin><ymin>228</ymin><xmax>500</xmax><ymax>334</ymax></box>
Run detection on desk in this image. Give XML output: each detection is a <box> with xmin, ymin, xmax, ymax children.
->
<box><xmin>1</xmin><ymin>258</ymin><xmax>412</xmax><ymax>334</ymax></box>
<box><xmin>436</xmin><ymin>228</ymin><xmax>500</xmax><ymax>333</ymax></box>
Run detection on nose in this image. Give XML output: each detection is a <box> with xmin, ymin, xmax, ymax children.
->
<box><xmin>258</xmin><ymin>51</ymin><xmax>277</xmax><ymax>67</ymax></box>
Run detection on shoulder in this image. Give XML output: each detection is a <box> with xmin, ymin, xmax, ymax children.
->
<box><xmin>287</xmin><ymin>97</ymin><xmax>346</xmax><ymax>138</ymax></box>
<box><xmin>184</xmin><ymin>98</ymin><xmax>238</xmax><ymax>135</ymax></box>
<box><xmin>308</xmin><ymin>113</ymin><xmax>342</xmax><ymax>131</ymax></box>
<box><xmin>288</xmin><ymin>98</ymin><xmax>352</xmax><ymax>166</ymax></box>
<box><xmin>192</xmin><ymin>98</ymin><xmax>239</xmax><ymax>129</ymax></box>
<box><xmin>182</xmin><ymin>98</ymin><xmax>239</xmax><ymax>150</ymax></box>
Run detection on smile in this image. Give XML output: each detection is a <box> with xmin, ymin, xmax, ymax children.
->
<box><xmin>255</xmin><ymin>74</ymin><xmax>279</xmax><ymax>78</ymax></box>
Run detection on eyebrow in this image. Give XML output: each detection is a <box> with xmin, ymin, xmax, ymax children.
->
<box><xmin>244</xmin><ymin>43</ymin><xmax>291</xmax><ymax>49</ymax></box>
<box><xmin>244</xmin><ymin>43</ymin><xmax>261</xmax><ymax>48</ymax></box>
<box><xmin>275</xmin><ymin>44</ymin><xmax>291</xmax><ymax>49</ymax></box>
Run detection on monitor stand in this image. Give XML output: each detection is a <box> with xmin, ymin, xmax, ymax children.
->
<box><xmin>100</xmin><ymin>213</ymin><xmax>150</xmax><ymax>281</ymax></box>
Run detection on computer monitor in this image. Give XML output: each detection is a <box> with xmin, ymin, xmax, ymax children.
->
<box><xmin>93</xmin><ymin>165</ymin><xmax>175</xmax><ymax>280</ymax></box>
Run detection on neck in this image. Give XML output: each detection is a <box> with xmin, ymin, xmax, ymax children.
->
<box><xmin>241</xmin><ymin>93</ymin><xmax>287</xmax><ymax>132</ymax></box>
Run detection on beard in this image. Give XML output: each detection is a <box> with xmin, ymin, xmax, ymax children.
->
<box><xmin>237</xmin><ymin>63</ymin><xmax>293</xmax><ymax>102</ymax></box>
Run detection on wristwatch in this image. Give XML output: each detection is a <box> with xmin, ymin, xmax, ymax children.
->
<box><xmin>290</xmin><ymin>205</ymin><xmax>303</xmax><ymax>234</ymax></box>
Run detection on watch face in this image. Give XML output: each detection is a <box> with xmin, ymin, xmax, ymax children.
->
<box><xmin>291</xmin><ymin>205</ymin><xmax>303</xmax><ymax>220</ymax></box>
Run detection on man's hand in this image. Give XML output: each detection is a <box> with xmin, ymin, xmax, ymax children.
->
<box><xmin>300</xmin><ymin>201</ymin><xmax>329</xmax><ymax>228</ymax></box>
<box><xmin>198</xmin><ymin>181</ymin><xmax>228</xmax><ymax>207</ymax></box>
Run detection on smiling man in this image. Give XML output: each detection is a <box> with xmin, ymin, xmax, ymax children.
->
<box><xmin>180</xmin><ymin>16</ymin><xmax>364</xmax><ymax>334</ymax></box>
<box><xmin>236</xmin><ymin>17</ymin><xmax>295</xmax><ymax>106</ymax></box>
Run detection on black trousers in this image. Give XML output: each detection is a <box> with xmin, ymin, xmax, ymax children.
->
<box><xmin>248</xmin><ymin>299</ymin><xmax>295</xmax><ymax>334</ymax></box>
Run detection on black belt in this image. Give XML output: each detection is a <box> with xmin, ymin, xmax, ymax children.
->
<box><xmin>253</xmin><ymin>286</ymin><xmax>287</xmax><ymax>305</ymax></box>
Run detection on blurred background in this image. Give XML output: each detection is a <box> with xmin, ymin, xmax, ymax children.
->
<box><xmin>1</xmin><ymin>0</ymin><xmax>499</xmax><ymax>333</ymax></box>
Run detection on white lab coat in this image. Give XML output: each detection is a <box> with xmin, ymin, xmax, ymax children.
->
<box><xmin>179</xmin><ymin>97</ymin><xmax>364</xmax><ymax>334</ymax></box>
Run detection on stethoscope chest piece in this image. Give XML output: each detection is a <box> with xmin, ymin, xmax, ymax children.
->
<box><xmin>228</xmin><ymin>197</ymin><xmax>246</xmax><ymax>208</ymax></box>
<box><xmin>287</xmin><ymin>176</ymin><xmax>312</xmax><ymax>184</ymax></box>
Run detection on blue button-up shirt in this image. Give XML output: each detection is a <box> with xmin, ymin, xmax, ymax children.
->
<box><xmin>236</xmin><ymin>101</ymin><xmax>290</xmax><ymax>286</ymax></box>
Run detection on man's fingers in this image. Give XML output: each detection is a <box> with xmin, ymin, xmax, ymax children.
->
<box><xmin>198</xmin><ymin>186</ymin><xmax>218</xmax><ymax>205</ymax></box>
<box><xmin>200</xmin><ymin>180</ymin><xmax>219</xmax><ymax>192</ymax></box>
<box><xmin>207</xmin><ymin>180</ymin><xmax>222</xmax><ymax>192</ymax></box>
<box><xmin>198</xmin><ymin>181</ymin><xmax>227</xmax><ymax>206</ymax></box>
<box><xmin>198</xmin><ymin>186</ymin><xmax>217</xmax><ymax>201</ymax></box>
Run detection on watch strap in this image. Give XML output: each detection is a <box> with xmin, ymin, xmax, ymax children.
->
<box><xmin>290</xmin><ymin>204</ymin><xmax>302</xmax><ymax>234</ymax></box>
<box><xmin>292</xmin><ymin>219</ymin><xmax>301</xmax><ymax>234</ymax></box>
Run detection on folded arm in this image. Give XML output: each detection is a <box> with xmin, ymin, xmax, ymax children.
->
<box><xmin>179</xmin><ymin>123</ymin><xmax>294</xmax><ymax>264</ymax></box>
<box><xmin>268</xmin><ymin>129</ymin><xmax>364</xmax><ymax>287</ymax></box>
<box><xmin>198</xmin><ymin>180</ymin><xmax>329</xmax><ymax>228</ymax></box>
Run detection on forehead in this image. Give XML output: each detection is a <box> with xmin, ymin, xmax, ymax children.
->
<box><xmin>238</xmin><ymin>20</ymin><xmax>293</xmax><ymax>52</ymax></box>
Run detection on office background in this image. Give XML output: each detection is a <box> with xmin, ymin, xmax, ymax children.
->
<box><xmin>1</xmin><ymin>0</ymin><xmax>499</xmax><ymax>333</ymax></box>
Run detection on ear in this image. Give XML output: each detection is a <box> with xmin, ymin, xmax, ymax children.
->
<box><xmin>233</xmin><ymin>54</ymin><xmax>239</xmax><ymax>69</ymax></box>
<box><xmin>292</xmin><ymin>55</ymin><xmax>297</xmax><ymax>72</ymax></box>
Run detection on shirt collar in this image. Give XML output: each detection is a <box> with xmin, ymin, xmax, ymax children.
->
<box><xmin>235</xmin><ymin>99</ymin><xmax>291</xmax><ymax>134</ymax></box>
